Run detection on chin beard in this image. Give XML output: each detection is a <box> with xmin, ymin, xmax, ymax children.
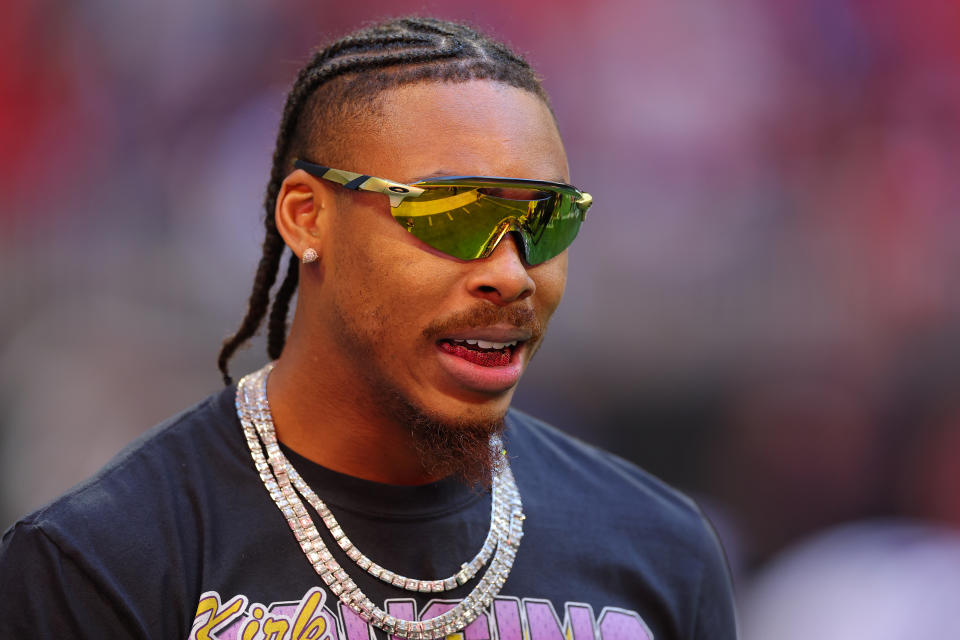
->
<box><xmin>392</xmin><ymin>392</ymin><xmax>506</xmax><ymax>488</ymax></box>
<box><xmin>411</xmin><ymin>415</ymin><xmax>506</xmax><ymax>489</ymax></box>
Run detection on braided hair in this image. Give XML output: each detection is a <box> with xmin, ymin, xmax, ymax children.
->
<box><xmin>217</xmin><ymin>17</ymin><xmax>550</xmax><ymax>385</ymax></box>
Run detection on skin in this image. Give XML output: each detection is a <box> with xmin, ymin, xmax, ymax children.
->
<box><xmin>269</xmin><ymin>80</ymin><xmax>571</xmax><ymax>485</ymax></box>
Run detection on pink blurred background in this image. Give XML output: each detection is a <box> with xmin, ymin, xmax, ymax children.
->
<box><xmin>3</xmin><ymin>1</ymin><xmax>960</xmax><ymax>636</ymax></box>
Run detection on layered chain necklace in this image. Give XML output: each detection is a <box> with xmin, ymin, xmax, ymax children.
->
<box><xmin>236</xmin><ymin>364</ymin><xmax>525</xmax><ymax>639</ymax></box>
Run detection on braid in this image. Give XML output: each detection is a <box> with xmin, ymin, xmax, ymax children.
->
<box><xmin>216</xmin><ymin>231</ymin><xmax>284</xmax><ymax>385</ymax></box>
<box><xmin>217</xmin><ymin>16</ymin><xmax>550</xmax><ymax>384</ymax></box>
<box><xmin>267</xmin><ymin>253</ymin><xmax>300</xmax><ymax>361</ymax></box>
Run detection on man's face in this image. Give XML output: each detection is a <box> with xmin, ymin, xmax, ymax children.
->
<box><xmin>301</xmin><ymin>80</ymin><xmax>571</xmax><ymax>432</ymax></box>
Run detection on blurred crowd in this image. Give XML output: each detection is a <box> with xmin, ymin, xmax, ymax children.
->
<box><xmin>2</xmin><ymin>0</ymin><xmax>959</xmax><ymax>637</ymax></box>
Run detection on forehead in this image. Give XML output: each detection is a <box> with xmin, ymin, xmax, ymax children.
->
<box><xmin>338</xmin><ymin>80</ymin><xmax>569</xmax><ymax>184</ymax></box>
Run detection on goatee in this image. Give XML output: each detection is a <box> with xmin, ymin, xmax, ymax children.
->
<box><xmin>393</xmin><ymin>391</ymin><xmax>506</xmax><ymax>488</ymax></box>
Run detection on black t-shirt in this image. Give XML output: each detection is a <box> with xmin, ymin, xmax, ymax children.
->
<box><xmin>0</xmin><ymin>386</ymin><xmax>736</xmax><ymax>639</ymax></box>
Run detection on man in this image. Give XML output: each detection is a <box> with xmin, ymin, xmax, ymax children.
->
<box><xmin>0</xmin><ymin>17</ymin><xmax>736</xmax><ymax>639</ymax></box>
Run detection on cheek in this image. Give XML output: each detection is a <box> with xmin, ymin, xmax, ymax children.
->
<box><xmin>324</xmin><ymin>224</ymin><xmax>393</xmax><ymax>331</ymax></box>
<box><xmin>332</xmin><ymin>215</ymin><xmax>448</xmax><ymax>325</ymax></box>
<box><xmin>533</xmin><ymin>254</ymin><xmax>568</xmax><ymax>318</ymax></box>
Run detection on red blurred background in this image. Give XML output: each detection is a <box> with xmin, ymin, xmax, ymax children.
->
<box><xmin>2</xmin><ymin>1</ymin><xmax>960</xmax><ymax>636</ymax></box>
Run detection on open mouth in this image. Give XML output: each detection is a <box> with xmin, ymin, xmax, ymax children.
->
<box><xmin>438</xmin><ymin>339</ymin><xmax>519</xmax><ymax>367</ymax></box>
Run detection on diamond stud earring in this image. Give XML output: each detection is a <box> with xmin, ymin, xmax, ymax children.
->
<box><xmin>301</xmin><ymin>248</ymin><xmax>318</xmax><ymax>264</ymax></box>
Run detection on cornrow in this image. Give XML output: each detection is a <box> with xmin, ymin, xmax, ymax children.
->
<box><xmin>217</xmin><ymin>16</ymin><xmax>550</xmax><ymax>385</ymax></box>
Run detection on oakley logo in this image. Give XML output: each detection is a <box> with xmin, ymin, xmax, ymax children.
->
<box><xmin>388</xmin><ymin>186</ymin><xmax>410</xmax><ymax>193</ymax></box>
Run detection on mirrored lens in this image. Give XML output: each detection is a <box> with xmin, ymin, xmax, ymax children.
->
<box><xmin>392</xmin><ymin>184</ymin><xmax>585</xmax><ymax>263</ymax></box>
<box><xmin>522</xmin><ymin>192</ymin><xmax>585</xmax><ymax>265</ymax></box>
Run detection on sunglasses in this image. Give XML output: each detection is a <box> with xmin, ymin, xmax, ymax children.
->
<box><xmin>293</xmin><ymin>159</ymin><xmax>592</xmax><ymax>265</ymax></box>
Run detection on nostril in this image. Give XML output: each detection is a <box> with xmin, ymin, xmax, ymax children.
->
<box><xmin>478</xmin><ymin>285</ymin><xmax>496</xmax><ymax>293</ymax></box>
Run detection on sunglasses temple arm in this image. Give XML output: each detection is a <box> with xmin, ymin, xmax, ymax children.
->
<box><xmin>577</xmin><ymin>192</ymin><xmax>593</xmax><ymax>215</ymax></box>
<box><xmin>293</xmin><ymin>159</ymin><xmax>423</xmax><ymax>207</ymax></box>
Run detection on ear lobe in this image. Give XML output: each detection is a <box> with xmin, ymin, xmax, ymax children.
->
<box><xmin>275</xmin><ymin>171</ymin><xmax>333</xmax><ymax>262</ymax></box>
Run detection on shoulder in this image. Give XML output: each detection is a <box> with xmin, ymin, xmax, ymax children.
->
<box><xmin>505</xmin><ymin>408</ymin><xmax>737</xmax><ymax>636</ymax></box>
<box><xmin>505</xmin><ymin>407</ymin><xmax>724</xmax><ymax>556</ymax></box>
<box><xmin>506</xmin><ymin>408</ymin><xmax>701</xmax><ymax>516</ymax></box>
<box><xmin>4</xmin><ymin>386</ymin><xmax>241</xmax><ymax>561</ymax></box>
<box><xmin>0</xmin><ymin>386</ymin><xmax>243</xmax><ymax>636</ymax></box>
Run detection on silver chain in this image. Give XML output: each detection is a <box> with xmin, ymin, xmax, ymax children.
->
<box><xmin>236</xmin><ymin>364</ymin><xmax>525</xmax><ymax>639</ymax></box>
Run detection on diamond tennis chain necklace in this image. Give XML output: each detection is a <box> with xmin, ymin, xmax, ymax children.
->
<box><xmin>236</xmin><ymin>364</ymin><xmax>525</xmax><ymax>639</ymax></box>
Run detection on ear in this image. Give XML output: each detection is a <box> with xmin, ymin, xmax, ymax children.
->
<box><xmin>274</xmin><ymin>169</ymin><xmax>336</xmax><ymax>262</ymax></box>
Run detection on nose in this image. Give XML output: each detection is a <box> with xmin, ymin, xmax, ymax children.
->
<box><xmin>465</xmin><ymin>233</ymin><xmax>536</xmax><ymax>305</ymax></box>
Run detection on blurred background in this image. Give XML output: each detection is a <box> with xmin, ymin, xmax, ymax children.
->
<box><xmin>2</xmin><ymin>0</ymin><xmax>960</xmax><ymax>636</ymax></box>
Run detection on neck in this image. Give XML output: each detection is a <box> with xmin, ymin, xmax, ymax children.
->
<box><xmin>266</xmin><ymin>339</ymin><xmax>443</xmax><ymax>486</ymax></box>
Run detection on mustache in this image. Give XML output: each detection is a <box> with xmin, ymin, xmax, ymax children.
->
<box><xmin>422</xmin><ymin>304</ymin><xmax>542</xmax><ymax>341</ymax></box>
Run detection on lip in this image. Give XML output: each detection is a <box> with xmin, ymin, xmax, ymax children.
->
<box><xmin>434</xmin><ymin>339</ymin><xmax>528</xmax><ymax>394</ymax></box>
<box><xmin>439</xmin><ymin>324</ymin><xmax>533</xmax><ymax>344</ymax></box>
